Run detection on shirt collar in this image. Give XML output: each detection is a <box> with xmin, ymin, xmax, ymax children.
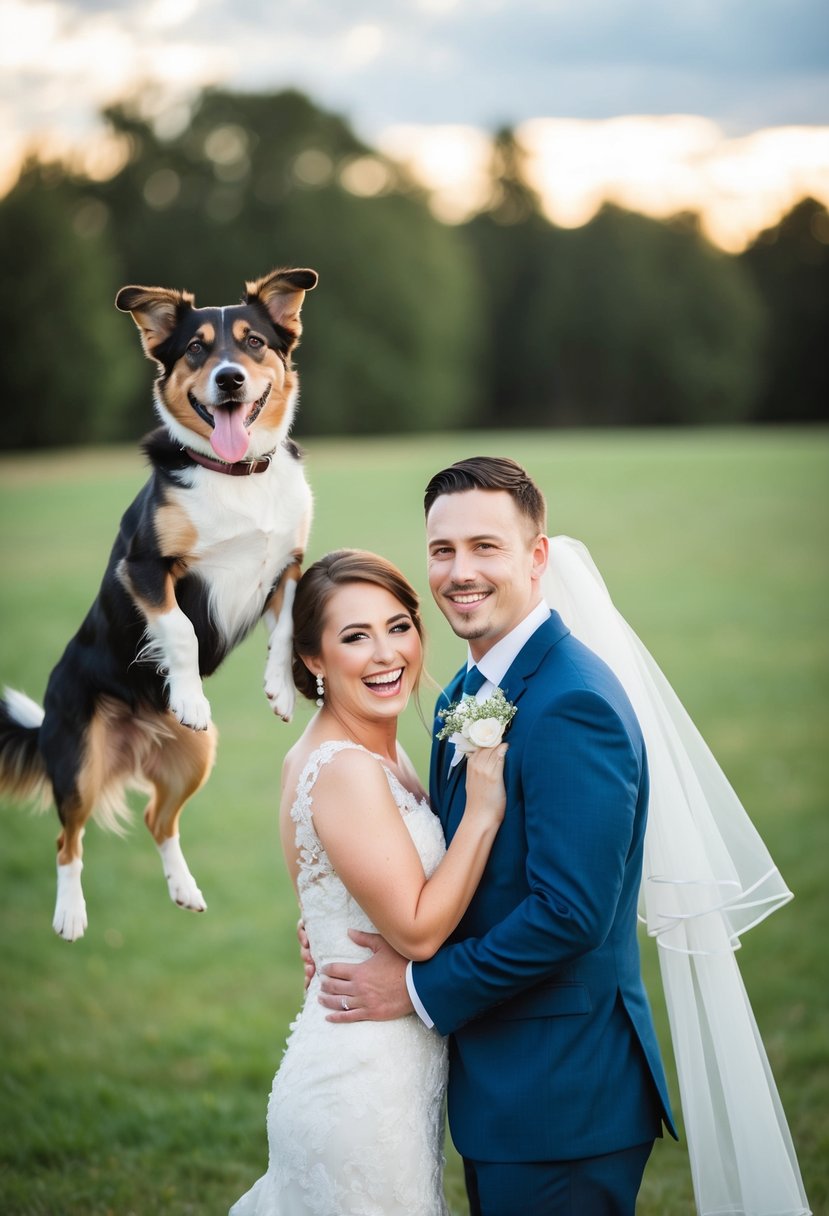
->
<box><xmin>467</xmin><ymin>600</ymin><xmax>551</xmax><ymax>689</ymax></box>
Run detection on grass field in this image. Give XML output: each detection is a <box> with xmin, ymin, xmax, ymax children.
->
<box><xmin>0</xmin><ymin>428</ymin><xmax>827</xmax><ymax>1215</ymax></box>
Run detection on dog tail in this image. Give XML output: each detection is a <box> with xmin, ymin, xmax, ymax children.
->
<box><xmin>0</xmin><ymin>688</ymin><xmax>49</xmax><ymax>807</ymax></box>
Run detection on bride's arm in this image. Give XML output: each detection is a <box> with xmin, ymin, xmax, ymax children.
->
<box><xmin>310</xmin><ymin>747</ymin><xmax>505</xmax><ymax>962</ymax></box>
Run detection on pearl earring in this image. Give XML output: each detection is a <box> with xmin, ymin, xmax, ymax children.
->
<box><xmin>315</xmin><ymin>674</ymin><xmax>325</xmax><ymax>707</ymax></box>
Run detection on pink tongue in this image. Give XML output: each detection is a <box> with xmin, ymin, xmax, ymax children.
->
<box><xmin>210</xmin><ymin>407</ymin><xmax>249</xmax><ymax>462</ymax></box>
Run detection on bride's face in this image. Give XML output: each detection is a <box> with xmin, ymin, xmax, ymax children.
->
<box><xmin>312</xmin><ymin>582</ymin><xmax>422</xmax><ymax>721</ymax></box>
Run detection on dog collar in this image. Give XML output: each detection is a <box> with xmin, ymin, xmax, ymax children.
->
<box><xmin>185</xmin><ymin>447</ymin><xmax>274</xmax><ymax>476</ymax></box>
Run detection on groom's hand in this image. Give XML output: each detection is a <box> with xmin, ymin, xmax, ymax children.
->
<box><xmin>319</xmin><ymin>929</ymin><xmax>414</xmax><ymax>1022</ymax></box>
<box><xmin>297</xmin><ymin>918</ymin><xmax>315</xmax><ymax>991</ymax></box>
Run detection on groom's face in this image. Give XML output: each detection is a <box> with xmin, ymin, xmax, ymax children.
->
<box><xmin>426</xmin><ymin>489</ymin><xmax>546</xmax><ymax>658</ymax></box>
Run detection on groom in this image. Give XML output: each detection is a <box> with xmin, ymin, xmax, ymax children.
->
<box><xmin>320</xmin><ymin>457</ymin><xmax>675</xmax><ymax>1214</ymax></box>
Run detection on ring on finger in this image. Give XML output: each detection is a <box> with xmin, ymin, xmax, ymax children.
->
<box><xmin>341</xmin><ymin>996</ymin><xmax>350</xmax><ymax>1011</ymax></box>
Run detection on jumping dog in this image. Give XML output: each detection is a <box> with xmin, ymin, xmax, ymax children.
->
<box><xmin>0</xmin><ymin>267</ymin><xmax>317</xmax><ymax>940</ymax></box>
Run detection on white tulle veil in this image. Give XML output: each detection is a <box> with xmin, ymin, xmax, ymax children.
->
<box><xmin>541</xmin><ymin>536</ymin><xmax>810</xmax><ymax>1216</ymax></box>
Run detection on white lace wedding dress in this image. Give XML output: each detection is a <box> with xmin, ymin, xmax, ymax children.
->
<box><xmin>230</xmin><ymin>740</ymin><xmax>450</xmax><ymax>1216</ymax></box>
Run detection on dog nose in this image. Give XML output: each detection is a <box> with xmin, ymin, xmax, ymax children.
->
<box><xmin>215</xmin><ymin>366</ymin><xmax>246</xmax><ymax>395</ymax></box>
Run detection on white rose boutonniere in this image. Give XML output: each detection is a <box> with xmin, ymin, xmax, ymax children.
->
<box><xmin>437</xmin><ymin>686</ymin><xmax>517</xmax><ymax>754</ymax></box>
<box><xmin>464</xmin><ymin>717</ymin><xmax>504</xmax><ymax>748</ymax></box>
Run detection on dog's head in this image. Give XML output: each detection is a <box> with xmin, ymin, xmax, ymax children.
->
<box><xmin>116</xmin><ymin>268</ymin><xmax>318</xmax><ymax>462</ymax></box>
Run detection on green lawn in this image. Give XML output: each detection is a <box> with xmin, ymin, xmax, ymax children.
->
<box><xmin>1</xmin><ymin>428</ymin><xmax>827</xmax><ymax>1215</ymax></box>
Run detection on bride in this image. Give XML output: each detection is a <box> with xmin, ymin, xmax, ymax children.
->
<box><xmin>230</xmin><ymin>549</ymin><xmax>506</xmax><ymax>1216</ymax></box>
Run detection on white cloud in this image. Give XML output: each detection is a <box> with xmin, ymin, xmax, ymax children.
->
<box><xmin>0</xmin><ymin>1</ymin><xmax>63</xmax><ymax>71</ymax></box>
<box><xmin>527</xmin><ymin>117</ymin><xmax>829</xmax><ymax>248</ymax></box>
<box><xmin>1</xmin><ymin>0</ymin><xmax>827</xmax><ymax>249</ymax></box>
<box><xmin>379</xmin><ymin>123</ymin><xmax>494</xmax><ymax>220</ymax></box>
<box><xmin>416</xmin><ymin>0</ymin><xmax>462</xmax><ymax>13</ymax></box>
<box><xmin>140</xmin><ymin>0</ymin><xmax>201</xmax><ymax>34</ymax></box>
<box><xmin>342</xmin><ymin>23</ymin><xmax>386</xmax><ymax>69</ymax></box>
<box><xmin>6</xmin><ymin>0</ymin><xmax>825</xmax><ymax>138</ymax></box>
<box><xmin>375</xmin><ymin>117</ymin><xmax>829</xmax><ymax>250</ymax></box>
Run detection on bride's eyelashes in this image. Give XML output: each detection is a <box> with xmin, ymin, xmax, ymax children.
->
<box><xmin>340</xmin><ymin>621</ymin><xmax>413</xmax><ymax>645</ymax></box>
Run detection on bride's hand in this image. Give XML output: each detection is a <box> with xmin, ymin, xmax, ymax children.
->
<box><xmin>464</xmin><ymin>743</ymin><xmax>508</xmax><ymax>825</ymax></box>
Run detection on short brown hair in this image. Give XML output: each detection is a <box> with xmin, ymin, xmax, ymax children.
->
<box><xmin>292</xmin><ymin>550</ymin><xmax>425</xmax><ymax>701</ymax></box>
<box><xmin>424</xmin><ymin>457</ymin><xmax>547</xmax><ymax>534</ymax></box>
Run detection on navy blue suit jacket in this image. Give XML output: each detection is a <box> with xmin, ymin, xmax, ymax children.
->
<box><xmin>412</xmin><ymin>611</ymin><xmax>676</xmax><ymax>1163</ymax></box>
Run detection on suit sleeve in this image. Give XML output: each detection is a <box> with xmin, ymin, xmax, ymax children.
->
<box><xmin>412</xmin><ymin>687</ymin><xmax>642</xmax><ymax>1035</ymax></box>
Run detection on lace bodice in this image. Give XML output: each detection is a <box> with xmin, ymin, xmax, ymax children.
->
<box><xmin>290</xmin><ymin>739</ymin><xmax>447</xmax><ymax>970</ymax></box>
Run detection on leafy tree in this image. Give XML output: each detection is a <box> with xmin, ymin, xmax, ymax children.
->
<box><xmin>534</xmin><ymin>207</ymin><xmax>766</xmax><ymax>425</ymax></box>
<box><xmin>460</xmin><ymin>129</ymin><xmax>559</xmax><ymax>428</ymax></box>
<box><xmin>463</xmin><ymin>130</ymin><xmax>766</xmax><ymax>427</ymax></box>
<box><xmin>0</xmin><ymin>162</ymin><xmax>142</xmax><ymax>448</ymax></box>
<box><xmin>740</xmin><ymin>198</ymin><xmax>829</xmax><ymax>422</ymax></box>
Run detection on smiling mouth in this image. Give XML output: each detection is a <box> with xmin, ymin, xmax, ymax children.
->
<box><xmin>187</xmin><ymin>383</ymin><xmax>271</xmax><ymax>430</ymax></box>
<box><xmin>187</xmin><ymin>384</ymin><xmax>273</xmax><ymax>462</ymax></box>
<box><xmin>362</xmin><ymin>669</ymin><xmax>404</xmax><ymax>696</ymax></box>
<box><xmin>446</xmin><ymin>590</ymin><xmax>491</xmax><ymax>610</ymax></box>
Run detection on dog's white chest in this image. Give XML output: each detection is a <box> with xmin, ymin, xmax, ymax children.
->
<box><xmin>176</xmin><ymin>460</ymin><xmax>310</xmax><ymax>639</ymax></box>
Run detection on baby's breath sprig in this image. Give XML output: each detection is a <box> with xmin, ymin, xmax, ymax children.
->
<box><xmin>437</xmin><ymin>686</ymin><xmax>517</xmax><ymax>752</ymax></box>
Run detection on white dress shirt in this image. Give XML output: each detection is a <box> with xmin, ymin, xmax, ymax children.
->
<box><xmin>406</xmin><ymin>600</ymin><xmax>551</xmax><ymax>1027</ymax></box>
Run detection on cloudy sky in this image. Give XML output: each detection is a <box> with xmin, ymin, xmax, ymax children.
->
<box><xmin>3</xmin><ymin>0</ymin><xmax>829</xmax><ymax>247</ymax></box>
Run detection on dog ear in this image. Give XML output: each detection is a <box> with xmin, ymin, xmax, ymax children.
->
<box><xmin>245</xmin><ymin>269</ymin><xmax>318</xmax><ymax>344</ymax></box>
<box><xmin>115</xmin><ymin>286</ymin><xmax>195</xmax><ymax>360</ymax></box>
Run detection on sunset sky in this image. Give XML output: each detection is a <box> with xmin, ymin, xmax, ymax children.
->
<box><xmin>2</xmin><ymin>0</ymin><xmax>828</xmax><ymax>250</ymax></box>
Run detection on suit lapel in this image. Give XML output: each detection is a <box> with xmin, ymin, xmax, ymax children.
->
<box><xmin>498</xmin><ymin>610</ymin><xmax>570</xmax><ymax>708</ymax></box>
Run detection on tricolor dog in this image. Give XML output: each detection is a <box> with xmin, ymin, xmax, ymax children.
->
<box><xmin>0</xmin><ymin>267</ymin><xmax>317</xmax><ymax>940</ymax></box>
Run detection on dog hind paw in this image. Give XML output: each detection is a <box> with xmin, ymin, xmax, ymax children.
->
<box><xmin>53</xmin><ymin>903</ymin><xmax>88</xmax><ymax>941</ymax></box>
<box><xmin>168</xmin><ymin>875</ymin><xmax>207</xmax><ymax>912</ymax></box>
<box><xmin>158</xmin><ymin>836</ymin><xmax>207</xmax><ymax>913</ymax></box>
<box><xmin>53</xmin><ymin>862</ymin><xmax>88</xmax><ymax>941</ymax></box>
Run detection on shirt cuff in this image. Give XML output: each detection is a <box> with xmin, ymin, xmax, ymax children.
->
<box><xmin>406</xmin><ymin>961</ymin><xmax>435</xmax><ymax>1029</ymax></box>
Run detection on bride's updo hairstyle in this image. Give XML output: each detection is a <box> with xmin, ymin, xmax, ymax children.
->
<box><xmin>292</xmin><ymin>550</ymin><xmax>425</xmax><ymax>702</ymax></box>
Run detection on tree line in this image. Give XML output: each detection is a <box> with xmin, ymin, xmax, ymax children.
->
<box><xmin>0</xmin><ymin>88</ymin><xmax>826</xmax><ymax>449</ymax></box>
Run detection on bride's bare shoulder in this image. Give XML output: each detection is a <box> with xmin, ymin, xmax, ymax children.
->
<box><xmin>312</xmin><ymin>744</ymin><xmax>387</xmax><ymax>792</ymax></box>
<box><xmin>281</xmin><ymin>735</ymin><xmax>383</xmax><ymax>803</ymax></box>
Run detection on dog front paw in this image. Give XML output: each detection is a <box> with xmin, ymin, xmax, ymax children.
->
<box><xmin>168</xmin><ymin>680</ymin><xmax>212</xmax><ymax>731</ymax></box>
<box><xmin>264</xmin><ymin>659</ymin><xmax>295</xmax><ymax>722</ymax></box>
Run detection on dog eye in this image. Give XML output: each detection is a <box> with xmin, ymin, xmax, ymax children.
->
<box><xmin>187</xmin><ymin>340</ymin><xmax>203</xmax><ymax>355</ymax></box>
<box><xmin>247</xmin><ymin>335</ymin><xmax>264</xmax><ymax>350</ymax></box>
